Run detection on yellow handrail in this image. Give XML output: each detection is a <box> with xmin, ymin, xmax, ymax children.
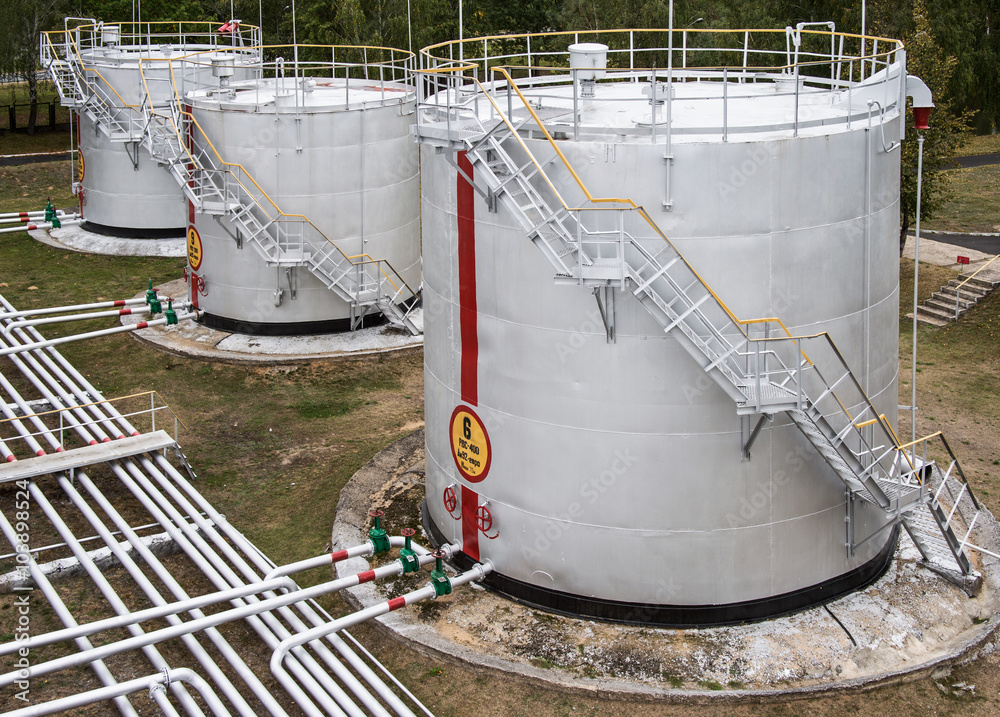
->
<box><xmin>137</xmin><ymin>45</ymin><xmax>418</xmax><ymax>299</ymax></box>
<box><xmin>419</xmin><ymin>61</ymin><xmax>912</xmax><ymax>457</ymax></box>
<box><xmin>954</xmin><ymin>254</ymin><xmax>999</xmax><ymax>292</ymax></box>
<box><xmin>0</xmin><ymin>390</ymin><xmax>187</xmax><ymax>432</ymax></box>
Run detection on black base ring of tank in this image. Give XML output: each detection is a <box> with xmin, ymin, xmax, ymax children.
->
<box><xmin>422</xmin><ymin>500</ymin><xmax>899</xmax><ymax>628</ymax></box>
<box><xmin>81</xmin><ymin>221</ymin><xmax>186</xmax><ymax>239</ymax></box>
<box><xmin>201</xmin><ymin>297</ymin><xmax>419</xmax><ymax>336</ymax></box>
<box><xmin>201</xmin><ymin>312</ymin><xmax>387</xmax><ymax>336</ymax></box>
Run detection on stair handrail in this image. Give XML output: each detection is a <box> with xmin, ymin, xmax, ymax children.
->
<box><xmin>418</xmin><ymin>63</ymin><xmax>922</xmax><ymax>472</ymax></box>
<box><xmin>950</xmin><ymin>253</ymin><xmax>999</xmax><ymax>319</ymax></box>
<box><xmin>137</xmin><ymin>49</ymin><xmax>419</xmax><ymax>305</ymax></box>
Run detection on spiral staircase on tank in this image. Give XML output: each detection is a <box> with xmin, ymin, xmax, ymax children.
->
<box><xmin>415</xmin><ymin>69</ymin><xmax>987</xmax><ymax>595</ymax></box>
<box><xmin>41</xmin><ymin>31</ymin><xmax>421</xmax><ymax>336</ymax></box>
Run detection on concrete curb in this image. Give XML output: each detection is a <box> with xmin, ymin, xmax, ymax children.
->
<box><xmin>334</xmin><ymin>431</ymin><xmax>1000</xmax><ymax>703</ymax></box>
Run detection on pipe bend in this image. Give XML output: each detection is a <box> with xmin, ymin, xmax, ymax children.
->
<box><xmin>905</xmin><ymin>75</ymin><xmax>934</xmax><ymax>108</ymax></box>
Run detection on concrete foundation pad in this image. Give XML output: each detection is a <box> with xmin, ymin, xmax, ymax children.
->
<box><xmin>30</xmin><ymin>225</ymin><xmax>186</xmax><ymax>257</ymax></box>
<box><xmin>334</xmin><ymin>430</ymin><xmax>1000</xmax><ymax>699</ymax></box>
<box><xmin>122</xmin><ymin>279</ymin><xmax>423</xmax><ymax>364</ymax></box>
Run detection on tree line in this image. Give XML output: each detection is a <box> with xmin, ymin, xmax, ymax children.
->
<box><xmin>1</xmin><ymin>0</ymin><xmax>995</xmax><ymax>238</ymax></box>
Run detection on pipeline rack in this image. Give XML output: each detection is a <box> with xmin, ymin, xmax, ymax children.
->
<box><xmin>0</xmin><ymin>292</ymin><xmax>488</xmax><ymax>715</ymax></box>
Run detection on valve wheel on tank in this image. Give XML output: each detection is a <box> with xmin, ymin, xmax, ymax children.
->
<box><xmin>442</xmin><ymin>486</ymin><xmax>458</xmax><ymax>517</ymax></box>
<box><xmin>476</xmin><ymin>505</ymin><xmax>492</xmax><ymax>532</ymax></box>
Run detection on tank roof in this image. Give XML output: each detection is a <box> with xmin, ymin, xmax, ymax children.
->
<box><xmin>186</xmin><ymin>77</ymin><xmax>413</xmax><ymax>111</ymax></box>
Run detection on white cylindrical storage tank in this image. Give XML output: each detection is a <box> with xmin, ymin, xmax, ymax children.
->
<box><xmin>69</xmin><ymin>22</ymin><xmax>260</xmax><ymax>236</ymax></box>
<box><xmin>183</xmin><ymin>47</ymin><xmax>420</xmax><ymax>334</ymax></box>
<box><xmin>418</xmin><ymin>29</ymin><xmax>908</xmax><ymax>624</ymax></box>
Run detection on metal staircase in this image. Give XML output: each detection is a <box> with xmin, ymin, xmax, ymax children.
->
<box><xmin>419</xmin><ymin>73</ymin><xmax>984</xmax><ymax>592</ymax></box>
<box><xmin>41</xmin><ymin>31</ymin><xmax>420</xmax><ymax>335</ymax></box>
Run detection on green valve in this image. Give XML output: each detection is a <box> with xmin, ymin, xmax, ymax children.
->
<box><xmin>430</xmin><ymin>549</ymin><xmax>451</xmax><ymax>597</ymax></box>
<box><xmin>145</xmin><ymin>279</ymin><xmax>162</xmax><ymax>315</ymax></box>
<box><xmin>164</xmin><ymin>299</ymin><xmax>177</xmax><ymax>326</ymax></box>
<box><xmin>398</xmin><ymin>528</ymin><xmax>419</xmax><ymax>574</ymax></box>
<box><xmin>368</xmin><ymin>510</ymin><xmax>391</xmax><ymax>556</ymax></box>
<box><xmin>44</xmin><ymin>199</ymin><xmax>61</xmax><ymax>229</ymax></box>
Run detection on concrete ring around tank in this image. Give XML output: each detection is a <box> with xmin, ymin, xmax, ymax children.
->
<box><xmin>332</xmin><ymin>430</ymin><xmax>1000</xmax><ymax>699</ymax></box>
<box><xmin>120</xmin><ymin>279</ymin><xmax>423</xmax><ymax>364</ymax></box>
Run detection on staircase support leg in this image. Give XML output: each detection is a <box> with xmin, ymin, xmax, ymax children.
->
<box><xmin>742</xmin><ymin>413</ymin><xmax>772</xmax><ymax>461</ymax></box>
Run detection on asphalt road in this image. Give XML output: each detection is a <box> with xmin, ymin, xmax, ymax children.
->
<box><xmin>917</xmin><ymin>232</ymin><xmax>1000</xmax><ymax>254</ymax></box>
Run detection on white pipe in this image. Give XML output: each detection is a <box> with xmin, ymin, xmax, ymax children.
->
<box><xmin>52</xmin><ymin>473</ymin><xmax>269</xmax><ymax>716</ymax></box>
<box><xmin>265</xmin><ymin>541</ymin><xmax>375</xmax><ymax>580</ymax></box>
<box><xmin>0</xmin><ymin>311</ymin><xmax>199</xmax><ymax>356</ymax></box>
<box><xmin>136</xmin><ymin>455</ymin><xmax>400</xmax><ymax>717</ymax></box>
<box><xmin>0</xmin><ymin>210</ymin><xmax>55</xmax><ymax>218</ymax></box>
<box><xmin>1</xmin><ymin>312</ymin><xmax>152</xmax><ymax>443</ymax></box>
<box><xmin>0</xmin><ymin>297</ymin><xmax>147</xmax><ymax>320</ymax></box>
<box><xmin>0</xmin><ymin>506</ymin><xmax>139</xmax><ymax>716</ymax></box>
<box><xmin>0</xmin><ymin>211</ymin><xmax>72</xmax><ymax>225</ymax></box>
<box><xmin>1</xmin><ymin>302</ymin><xmax>143</xmax><ymax>439</ymax></box>
<box><xmin>3</xmin><ymin>668</ymin><xmax>232</xmax><ymax>717</ymax></box>
<box><xmin>74</xmin><ymin>468</ymin><xmax>290</xmax><ymax>715</ymax></box>
<box><xmin>912</xmin><ymin>135</ymin><xmax>924</xmax><ymax>448</ymax></box>
<box><xmin>0</xmin><ymin>549</ymin><xmax>443</xmax><ymax>688</ymax></box>
<box><xmin>28</xmin><ymin>482</ymin><xmax>202</xmax><ymax>716</ymax></box>
<box><xmin>0</xmin><ymin>323</ymin><xmax>117</xmax><ymax>445</ymax></box>
<box><xmin>0</xmin><ymin>218</ymin><xmax>83</xmax><ymax>234</ymax></box>
<box><xmin>0</xmin><ymin>307</ymin><xmax>422</xmax><ymax>717</ymax></box>
<box><xmin>270</xmin><ymin>562</ymin><xmax>493</xmax><ymax>717</ymax></box>
<box><xmin>905</xmin><ymin>75</ymin><xmax>934</xmax><ymax>108</ymax></box>
<box><xmin>114</xmin><ymin>458</ymin><xmax>366</xmax><ymax>717</ymax></box>
<box><xmin>0</xmin><ymin>571</ymin><xmax>298</xmax><ymax>655</ymax></box>
<box><xmin>0</xmin><ymin>368</ymin><xmax>62</xmax><ymax>456</ymax></box>
<box><xmin>265</xmin><ymin>535</ymin><xmax>434</xmax><ymax>580</ymax></box>
<box><xmin>3</xmin><ymin>305</ymin><xmax>153</xmax><ymax>335</ymax></box>
<box><xmin>0</xmin><ymin>315</ymin><xmax>285</xmax><ymax>715</ymax></box>
<box><xmin>150</xmin><ymin>452</ymin><xmax>427</xmax><ymax>717</ymax></box>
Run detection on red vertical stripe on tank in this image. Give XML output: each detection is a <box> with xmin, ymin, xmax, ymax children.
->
<box><xmin>461</xmin><ymin>485</ymin><xmax>480</xmax><ymax>561</ymax></box>
<box><xmin>456</xmin><ymin>151</ymin><xmax>479</xmax><ymax>407</ymax></box>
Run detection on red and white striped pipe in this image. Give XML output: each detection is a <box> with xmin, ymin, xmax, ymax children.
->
<box><xmin>2</xmin><ymin>306</ymin><xmax>154</xmax><ymax>335</ymax></box>
<box><xmin>0</xmin><ymin>297</ymin><xmax>148</xmax><ymax>321</ymax></box>
<box><xmin>0</xmin><ymin>210</ymin><xmax>73</xmax><ymax>225</ymax></box>
<box><xmin>0</xmin><ymin>311</ymin><xmax>199</xmax><ymax>357</ymax></box>
<box><xmin>0</xmin><ymin>217</ymin><xmax>83</xmax><ymax>234</ymax></box>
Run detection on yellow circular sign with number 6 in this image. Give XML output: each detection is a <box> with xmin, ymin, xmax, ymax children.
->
<box><xmin>187</xmin><ymin>226</ymin><xmax>203</xmax><ymax>271</ymax></box>
<box><xmin>449</xmin><ymin>405</ymin><xmax>491</xmax><ymax>482</ymax></box>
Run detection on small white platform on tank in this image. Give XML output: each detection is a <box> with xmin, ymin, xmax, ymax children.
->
<box><xmin>334</xmin><ymin>431</ymin><xmax>1000</xmax><ymax>699</ymax></box>
<box><xmin>122</xmin><ymin>279</ymin><xmax>423</xmax><ymax>364</ymax></box>
<box><xmin>29</xmin><ymin>225</ymin><xmax>186</xmax><ymax>257</ymax></box>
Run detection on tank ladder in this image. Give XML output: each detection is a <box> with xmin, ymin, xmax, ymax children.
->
<box><xmin>41</xmin><ymin>36</ymin><xmax>143</xmax><ymax>143</ymax></box>
<box><xmin>40</xmin><ymin>31</ymin><xmax>420</xmax><ymax>335</ymax></box>
<box><xmin>416</xmin><ymin>72</ymin><xmax>983</xmax><ymax>593</ymax></box>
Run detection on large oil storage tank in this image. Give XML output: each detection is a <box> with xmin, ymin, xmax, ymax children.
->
<box><xmin>182</xmin><ymin>47</ymin><xmax>420</xmax><ymax>334</ymax></box>
<box><xmin>54</xmin><ymin>21</ymin><xmax>260</xmax><ymax>236</ymax></box>
<box><xmin>417</xmin><ymin>28</ymin><xmax>917</xmax><ymax>624</ymax></box>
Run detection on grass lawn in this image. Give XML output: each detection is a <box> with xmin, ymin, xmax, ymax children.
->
<box><xmin>0</xmin><ymin>159</ymin><xmax>76</xmax><ymax>214</ymax></box>
<box><xmin>922</xmin><ymin>163</ymin><xmax>1000</xmax><ymax>234</ymax></box>
<box><xmin>957</xmin><ymin>133</ymin><xmax>1000</xmax><ymax>156</ymax></box>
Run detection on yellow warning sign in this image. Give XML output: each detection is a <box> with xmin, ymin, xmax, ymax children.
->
<box><xmin>450</xmin><ymin>406</ymin><xmax>491</xmax><ymax>482</ymax></box>
<box><xmin>77</xmin><ymin>150</ymin><xmax>85</xmax><ymax>181</ymax></box>
<box><xmin>187</xmin><ymin>226</ymin><xmax>203</xmax><ymax>271</ymax></box>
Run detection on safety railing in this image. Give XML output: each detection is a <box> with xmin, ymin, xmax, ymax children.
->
<box><xmin>417</xmin><ymin>26</ymin><xmax>905</xmax><ymax>144</ymax></box>
<box><xmin>135</xmin><ymin>55</ymin><xmax>419</xmax><ymax>315</ymax></box>
<box><xmin>0</xmin><ymin>390</ymin><xmax>185</xmax><ymax>453</ymax></box>
<box><xmin>896</xmin><ymin>431</ymin><xmax>992</xmax><ymax>560</ymax></box>
<box><xmin>951</xmin><ymin>254</ymin><xmax>999</xmax><ymax>319</ymax></box>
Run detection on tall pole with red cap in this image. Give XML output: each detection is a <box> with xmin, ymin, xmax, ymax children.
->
<box><xmin>907</xmin><ymin>75</ymin><xmax>933</xmax><ymax>449</ymax></box>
